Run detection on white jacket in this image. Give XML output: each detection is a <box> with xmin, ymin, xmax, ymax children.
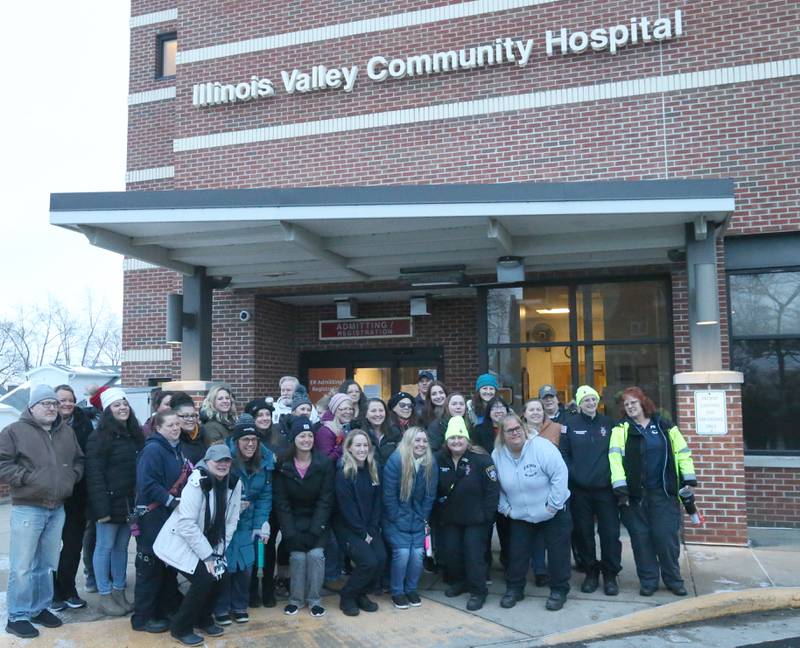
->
<box><xmin>154</xmin><ymin>465</ymin><xmax>242</xmax><ymax>574</ymax></box>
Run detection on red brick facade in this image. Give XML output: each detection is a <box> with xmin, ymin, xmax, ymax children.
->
<box><xmin>121</xmin><ymin>0</ymin><xmax>800</xmax><ymax>533</ymax></box>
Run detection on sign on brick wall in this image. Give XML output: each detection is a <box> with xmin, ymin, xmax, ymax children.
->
<box><xmin>319</xmin><ymin>317</ymin><xmax>413</xmax><ymax>340</ymax></box>
<box><xmin>694</xmin><ymin>390</ymin><xmax>728</xmax><ymax>435</ymax></box>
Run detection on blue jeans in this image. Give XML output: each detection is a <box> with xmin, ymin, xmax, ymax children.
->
<box><xmin>214</xmin><ymin>567</ymin><xmax>251</xmax><ymax>615</ymax></box>
<box><xmin>93</xmin><ymin>521</ymin><xmax>131</xmax><ymax>595</ymax></box>
<box><xmin>7</xmin><ymin>505</ymin><xmax>65</xmax><ymax>621</ymax></box>
<box><xmin>390</xmin><ymin>544</ymin><xmax>424</xmax><ymax>596</ymax></box>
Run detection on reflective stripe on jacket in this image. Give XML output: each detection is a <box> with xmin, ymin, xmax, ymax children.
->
<box><xmin>609</xmin><ymin>415</ymin><xmax>696</xmax><ymax>498</ymax></box>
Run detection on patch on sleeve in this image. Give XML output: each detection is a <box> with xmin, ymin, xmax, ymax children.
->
<box><xmin>485</xmin><ymin>465</ymin><xmax>498</xmax><ymax>482</ymax></box>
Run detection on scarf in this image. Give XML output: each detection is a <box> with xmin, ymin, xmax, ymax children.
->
<box><xmin>203</xmin><ymin>475</ymin><xmax>228</xmax><ymax>548</ymax></box>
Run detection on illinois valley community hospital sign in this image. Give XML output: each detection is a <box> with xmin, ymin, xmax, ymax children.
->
<box><xmin>192</xmin><ymin>10</ymin><xmax>684</xmax><ymax>107</ymax></box>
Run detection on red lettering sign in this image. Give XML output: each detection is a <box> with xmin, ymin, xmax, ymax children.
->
<box><xmin>319</xmin><ymin>317</ymin><xmax>413</xmax><ymax>340</ymax></box>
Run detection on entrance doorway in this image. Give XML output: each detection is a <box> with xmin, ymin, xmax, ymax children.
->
<box><xmin>300</xmin><ymin>348</ymin><xmax>443</xmax><ymax>405</ymax></box>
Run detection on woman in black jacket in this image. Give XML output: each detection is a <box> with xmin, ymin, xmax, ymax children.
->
<box><xmin>435</xmin><ymin>416</ymin><xmax>499</xmax><ymax>611</ymax></box>
<box><xmin>334</xmin><ymin>430</ymin><xmax>386</xmax><ymax>616</ymax></box>
<box><xmin>272</xmin><ymin>417</ymin><xmax>335</xmax><ymax>617</ymax></box>
<box><xmin>361</xmin><ymin>398</ymin><xmax>400</xmax><ymax>471</ymax></box>
<box><xmin>86</xmin><ymin>388</ymin><xmax>144</xmax><ymax>617</ymax></box>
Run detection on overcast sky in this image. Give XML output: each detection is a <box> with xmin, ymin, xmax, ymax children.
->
<box><xmin>2</xmin><ymin>2</ymin><xmax>130</xmax><ymax>318</ymax></box>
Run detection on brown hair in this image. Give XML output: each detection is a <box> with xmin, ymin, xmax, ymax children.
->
<box><xmin>620</xmin><ymin>386</ymin><xmax>657</xmax><ymax>418</ymax></box>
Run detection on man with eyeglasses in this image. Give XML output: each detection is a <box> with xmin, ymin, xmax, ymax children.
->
<box><xmin>0</xmin><ymin>385</ymin><xmax>85</xmax><ymax>638</ymax></box>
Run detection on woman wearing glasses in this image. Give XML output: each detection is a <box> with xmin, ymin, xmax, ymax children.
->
<box><xmin>388</xmin><ymin>392</ymin><xmax>417</xmax><ymax>438</ymax></box>
<box><xmin>493</xmin><ymin>413</ymin><xmax>572</xmax><ymax>612</ymax></box>
<box><xmin>172</xmin><ymin>393</ymin><xmax>206</xmax><ymax>467</ymax></box>
<box><xmin>213</xmin><ymin>415</ymin><xmax>274</xmax><ymax>625</ymax></box>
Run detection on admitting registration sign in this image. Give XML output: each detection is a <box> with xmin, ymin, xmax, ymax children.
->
<box><xmin>319</xmin><ymin>317</ymin><xmax>414</xmax><ymax>340</ymax></box>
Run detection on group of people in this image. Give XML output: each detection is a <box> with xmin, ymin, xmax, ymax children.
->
<box><xmin>0</xmin><ymin>371</ymin><xmax>697</xmax><ymax>645</ymax></box>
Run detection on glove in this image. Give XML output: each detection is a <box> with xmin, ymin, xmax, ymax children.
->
<box><xmin>682</xmin><ymin>479</ymin><xmax>698</xmax><ymax>487</ymax></box>
<box><xmin>252</xmin><ymin>522</ymin><xmax>271</xmax><ymax>542</ymax></box>
<box><xmin>613</xmin><ymin>487</ymin><xmax>630</xmax><ymax>508</ymax></box>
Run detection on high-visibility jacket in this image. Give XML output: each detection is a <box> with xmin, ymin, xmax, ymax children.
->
<box><xmin>609</xmin><ymin>414</ymin><xmax>696</xmax><ymax>498</ymax></box>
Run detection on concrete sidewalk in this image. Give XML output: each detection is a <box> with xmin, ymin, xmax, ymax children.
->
<box><xmin>0</xmin><ymin>500</ymin><xmax>797</xmax><ymax>647</ymax></box>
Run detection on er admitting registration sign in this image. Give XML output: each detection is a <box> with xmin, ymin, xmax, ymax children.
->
<box><xmin>319</xmin><ymin>317</ymin><xmax>413</xmax><ymax>340</ymax></box>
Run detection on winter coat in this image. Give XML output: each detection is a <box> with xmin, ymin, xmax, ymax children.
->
<box><xmin>535</xmin><ymin>418</ymin><xmax>564</xmax><ymax>448</ymax></box>
<box><xmin>381</xmin><ymin>451</ymin><xmax>438</xmax><ymax>548</ymax></box>
<box><xmin>0</xmin><ymin>410</ymin><xmax>84</xmax><ymax>509</ymax></box>
<box><xmin>314</xmin><ymin>421</ymin><xmax>346</xmax><ymax>462</ymax></box>
<box><xmin>473</xmin><ymin>418</ymin><xmax>500</xmax><ymax>455</ymax></box>
<box><xmin>273</xmin><ymin>452</ymin><xmax>335</xmax><ymax>552</ymax></box>
<box><xmin>492</xmin><ymin>437</ymin><xmax>570</xmax><ymax>524</ymax></box>
<box><xmin>364</xmin><ymin>426</ymin><xmax>401</xmax><ymax>472</ymax></box>
<box><xmin>202</xmin><ymin>417</ymin><xmax>234</xmax><ymax>446</ymax></box>
<box><xmin>154</xmin><ymin>462</ymin><xmax>242</xmax><ymax>574</ymax></box>
<box><xmin>426</xmin><ymin>418</ymin><xmax>446</xmax><ymax>452</ymax></box>
<box><xmin>434</xmin><ymin>449</ymin><xmax>499</xmax><ymax>527</ymax></box>
<box><xmin>334</xmin><ymin>464</ymin><xmax>381</xmax><ymax>540</ymax></box>
<box><xmin>561</xmin><ymin>411</ymin><xmax>616</xmax><ymax>490</ymax></box>
<box><xmin>224</xmin><ymin>436</ymin><xmax>274</xmax><ymax>572</ymax></box>
<box><xmin>609</xmin><ymin>414</ymin><xmax>697</xmax><ymax>499</ymax></box>
<box><xmin>86</xmin><ymin>421</ymin><xmax>142</xmax><ymax>523</ymax></box>
<box><xmin>135</xmin><ymin>432</ymin><xmax>188</xmax><ymax>550</ymax></box>
<box><xmin>180</xmin><ymin>426</ymin><xmax>207</xmax><ymax>467</ymax></box>
<box><xmin>63</xmin><ymin>406</ymin><xmax>94</xmax><ymax>509</ymax></box>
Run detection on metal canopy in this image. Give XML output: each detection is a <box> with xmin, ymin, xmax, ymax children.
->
<box><xmin>50</xmin><ymin>179</ymin><xmax>735</xmax><ymax>291</ymax></box>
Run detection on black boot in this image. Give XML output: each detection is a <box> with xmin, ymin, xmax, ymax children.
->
<box><xmin>580</xmin><ymin>566</ymin><xmax>599</xmax><ymax>593</ymax></box>
<box><xmin>602</xmin><ymin>573</ymin><xmax>619</xmax><ymax>596</ymax></box>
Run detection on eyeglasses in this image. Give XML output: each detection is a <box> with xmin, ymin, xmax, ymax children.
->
<box><xmin>396</xmin><ymin>402</ymin><xmax>413</xmax><ymax>409</ymax></box>
<box><xmin>240</xmin><ymin>438</ymin><xmax>259</xmax><ymax>446</ymax></box>
<box><xmin>504</xmin><ymin>426</ymin><xmax>524</xmax><ymax>435</ymax></box>
<box><xmin>177</xmin><ymin>413</ymin><xmax>197</xmax><ymax>419</ymax></box>
<box><xmin>36</xmin><ymin>401</ymin><xmax>59</xmax><ymax>409</ymax></box>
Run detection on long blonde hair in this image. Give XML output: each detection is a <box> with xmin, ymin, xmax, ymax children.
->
<box><xmin>397</xmin><ymin>426</ymin><xmax>435</xmax><ymax>502</ymax></box>
<box><xmin>342</xmin><ymin>429</ymin><xmax>379</xmax><ymax>485</ymax></box>
<box><xmin>200</xmin><ymin>384</ymin><xmax>237</xmax><ymax>425</ymax></box>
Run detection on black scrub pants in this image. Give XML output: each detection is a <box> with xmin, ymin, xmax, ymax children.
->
<box><xmin>505</xmin><ymin>509</ymin><xmax>572</xmax><ymax>597</ymax></box>
<box><xmin>131</xmin><ymin>548</ymin><xmax>182</xmax><ymax>629</ymax></box>
<box><xmin>439</xmin><ymin>523</ymin><xmax>489</xmax><ymax>596</ymax></box>
<box><xmin>570</xmin><ymin>486</ymin><xmax>622</xmax><ymax>577</ymax></box>
<box><xmin>339</xmin><ymin>530</ymin><xmax>387</xmax><ymax>599</ymax></box>
<box><xmin>53</xmin><ymin>496</ymin><xmax>86</xmax><ymax>601</ymax></box>
<box><xmin>171</xmin><ymin>560</ymin><xmax>226</xmax><ymax>638</ymax></box>
<box><xmin>620</xmin><ymin>489</ymin><xmax>683</xmax><ymax>590</ymax></box>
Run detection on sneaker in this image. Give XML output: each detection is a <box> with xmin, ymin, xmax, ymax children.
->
<box><xmin>340</xmin><ymin>598</ymin><xmax>360</xmax><ymax>616</ymax></box>
<box><xmin>603</xmin><ymin>574</ymin><xmax>619</xmax><ymax>596</ymax></box>
<box><xmin>30</xmin><ymin>610</ymin><xmax>63</xmax><ymax>628</ymax></box>
<box><xmin>198</xmin><ymin>623</ymin><xmax>224</xmax><ymax>636</ymax></box>
<box><xmin>171</xmin><ymin>631</ymin><xmax>204</xmax><ymax>646</ymax></box>
<box><xmin>65</xmin><ymin>596</ymin><xmax>88</xmax><ymax>609</ymax></box>
<box><xmin>139</xmin><ymin>618</ymin><xmax>170</xmax><ymax>633</ymax></box>
<box><xmin>310</xmin><ymin>605</ymin><xmax>326</xmax><ymax>617</ymax></box>
<box><xmin>284</xmin><ymin>604</ymin><xmax>299</xmax><ymax>616</ymax></box>
<box><xmin>392</xmin><ymin>594</ymin><xmax>409</xmax><ymax>609</ymax></box>
<box><xmin>406</xmin><ymin>592</ymin><xmax>422</xmax><ymax>607</ymax></box>
<box><xmin>500</xmin><ymin>591</ymin><xmax>524</xmax><ymax>609</ymax></box>
<box><xmin>466</xmin><ymin>594</ymin><xmax>486</xmax><ymax>611</ymax></box>
<box><xmin>50</xmin><ymin>600</ymin><xmax>68</xmax><ymax>612</ymax></box>
<box><xmin>213</xmin><ymin>614</ymin><xmax>232</xmax><ymax>626</ymax></box>
<box><xmin>6</xmin><ymin>620</ymin><xmax>39</xmax><ymax>639</ymax></box>
<box><xmin>232</xmin><ymin>611</ymin><xmax>249</xmax><ymax>624</ymax></box>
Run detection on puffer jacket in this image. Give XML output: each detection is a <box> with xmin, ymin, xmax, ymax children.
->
<box><xmin>154</xmin><ymin>462</ymin><xmax>242</xmax><ymax>574</ymax></box>
<box><xmin>224</xmin><ymin>436</ymin><xmax>274</xmax><ymax>572</ymax></box>
<box><xmin>85</xmin><ymin>421</ymin><xmax>142</xmax><ymax>523</ymax></box>
<box><xmin>381</xmin><ymin>451</ymin><xmax>438</xmax><ymax>547</ymax></box>
<box><xmin>0</xmin><ymin>410</ymin><xmax>84</xmax><ymax>508</ymax></box>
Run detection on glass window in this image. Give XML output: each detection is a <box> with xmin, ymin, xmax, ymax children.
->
<box><xmin>488</xmin><ymin>286</ymin><xmax>572</xmax><ymax>345</ymax></box>
<box><xmin>733</xmin><ymin>339</ymin><xmax>800</xmax><ymax>453</ymax></box>
<box><xmin>157</xmin><ymin>33</ymin><xmax>177</xmax><ymax>78</ymax></box>
<box><xmin>577</xmin><ymin>281</ymin><xmax>669</xmax><ymax>341</ymax></box>
<box><xmin>730</xmin><ymin>272</ymin><xmax>800</xmax><ymax>337</ymax></box>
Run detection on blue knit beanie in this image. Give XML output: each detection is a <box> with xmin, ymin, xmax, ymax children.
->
<box><xmin>475</xmin><ymin>373</ymin><xmax>499</xmax><ymax>391</ymax></box>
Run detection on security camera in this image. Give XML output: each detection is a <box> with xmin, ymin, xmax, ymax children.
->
<box><xmin>239</xmin><ymin>310</ymin><xmax>252</xmax><ymax>322</ymax></box>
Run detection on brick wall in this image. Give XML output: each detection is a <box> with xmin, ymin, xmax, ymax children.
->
<box><xmin>676</xmin><ymin>383</ymin><xmax>748</xmax><ymax>545</ymax></box>
<box><xmin>746</xmin><ymin>467</ymin><xmax>800</xmax><ymax>529</ymax></box>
